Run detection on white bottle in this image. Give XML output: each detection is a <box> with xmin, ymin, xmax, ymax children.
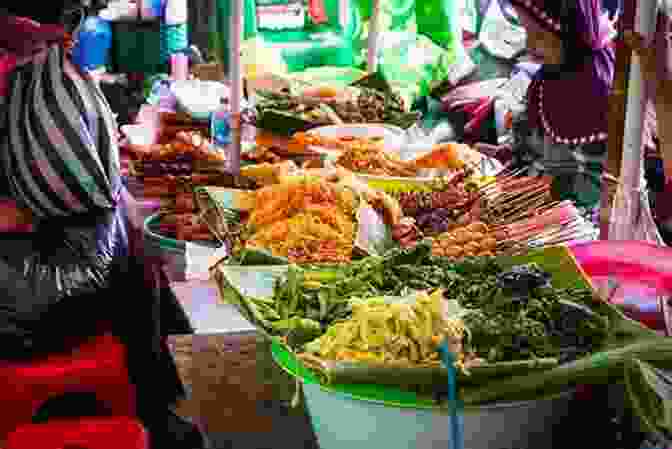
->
<box><xmin>164</xmin><ymin>0</ymin><xmax>188</xmax><ymax>25</ymax></box>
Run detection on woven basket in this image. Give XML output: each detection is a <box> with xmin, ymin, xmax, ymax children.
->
<box><xmin>189</xmin><ymin>331</ymin><xmax>307</xmax><ymax>434</ymax></box>
<box><xmin>192</xmin><ymin>63</ymin><xmax>225</xmax><ymax>82</ymax></box>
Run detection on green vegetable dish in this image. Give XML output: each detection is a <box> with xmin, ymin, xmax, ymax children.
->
<box><xmin>228</xmin><ymin>241</ymin><xmax>611</xmax><ymax>365</ymax></box>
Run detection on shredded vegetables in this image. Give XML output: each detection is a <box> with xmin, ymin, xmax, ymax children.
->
<box><xmin>303</xmin><ymin>290</ymin><xmax>468</xmax><ymax>368</ymax></box>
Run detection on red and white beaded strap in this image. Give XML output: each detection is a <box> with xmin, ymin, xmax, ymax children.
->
<box><xmin>511</xmin><ymin>0</ymin><xmax>562</xmax><ymax>33</ymax></box>
<box><xmin>537</xmin><ymin>81</ymin><xmax>608</xmax><ymax>145</ymax></box>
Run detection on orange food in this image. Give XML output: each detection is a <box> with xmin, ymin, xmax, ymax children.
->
<box><xmin>305</xmin><ymin>86</ymin><xmax>339</xmax><ymax>98</ymax></box>
<box><xmin>413</xmin><ymin>143</ymin><xmax>465</xmax><ymax>170</ymax></box>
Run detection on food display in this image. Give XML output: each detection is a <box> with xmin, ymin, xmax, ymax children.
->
<box><xmin>242</xmin><ymin>145</ymin><xmax>287</xmax><ymax>164</ymax></box>
<box><xmin>394</xmin><ymin>173</ymin><xmax>557</xmax><ymax>237</ymax></box>
<box><xmin>138</xmin><ymin>172</ymin><xmax>258</xmax><ymax>198</ymax></box>
<box><xmin>229</xmin><ymin>243</ymin><xmax>609</xmax><ymax>371</ymax></box>
<box><xmin>154</xmin><ymin>192</ymin><xmax>214</xmax><ymax>242</ymax></box>
<box><xmin>477</xmin><ymin>174</ymin><xmax>554</xmax><ymax>225</ymax></box>
<box><xmin>255</xmin><ymin>85</ymin><xmax>420</xmax><ymax>135</ymax></box>
<box><xmin>412</xmin><ymin>143</ymin><xmax>482</xmax><ymax>170</ymax></box>
<box><xmin>430</xmin><ymin>222</ymin><xmax>497</xmax><ymax>258</ymax></box>
<box><xmin>291</xmin><ymin>132</ymin><xmax>385</xmax><ymax>152</ymax></box>
<box><xmin>414</xmin><ymin>201</ymin><xmax>593</xmax><ymax>257</ymax></box>
<box><xmin>129</xmin><ymin>131</ymin><xmax>227</xmax><ymax>178</ymax></box>
<box><xmin>336</xmin><ymin>140</ymin><xmax>417</xmax><ymax>177</ymax></box>
<box><xmin>302</xmin><ymin>290</ymin><xmax>468</xmax><ymax>366</ymax></box>
<box><xmin>153</xmin><ymin>66</ymin><xmax>672</xmax><ymax>437</ymax></box>
<box><xmin>157</xmin><ymin>213</ymin><xmax>214</xmax><ymax>242</ymax></box>
<box><xmin>395</xmin><ymin>173</ymin><xmax>481</xmax><ymax>234</ymax></box>
<box><xmin>239</xmin><ymin>161</ymin><xmax>298</xmax><ymax>186</ymax></box>
<box><xmin>391</xmin><ymin>218</ymin><xmax>423</xmax><ymax>249</ymax></box>
<box><xmin>242</xmin><ymin>178</ymin><xmax>359</xmax><ymax>263</ymax></box>
<box><xmin>336</xmin><ymin>142</ymin><xmax>478</xmax><ymax>178</ymax></box>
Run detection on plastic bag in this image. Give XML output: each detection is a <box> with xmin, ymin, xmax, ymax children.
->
<box><xmin>241</xmin><ymin>37</ymin><xmax>289</xmax><ymax>79</ymax></box>
<box><xmin>376</xmin><ymin>32</ymin><xmax>456</xmax><ymax>106</ymax></box>
<box><xmin>213</xmin><ymin>0</ymin><xmax>356</xmax><ymax>73</ymax></box>
<box><xmin>352</xmin><ymin>0</ymin><xmax>471</xmax><ymax>104</ymax></box>
<box><xmin>0</xmin><ymin>207</ymin><xmax>128</xmax><ymax>358</ymax></box>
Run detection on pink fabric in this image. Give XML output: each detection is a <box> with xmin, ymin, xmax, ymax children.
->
<box><xmin>581</xmin><ymin>7</ymin><xmax>615</xmax><ymax>50</ymax></box>
<box><xmin>0</xmin><ymin>16</ymin><xmax>65</xmax><ymax>233</ymax></box>
<box><xmin>0</xmin><ymin>54</ymin><xmax>18</xmax><ymax>98</ymax></box>
<box><xmin>0</xmin><ymin>16</ymin><xmax>65</xmax><ymax>101</ymax></box>
<box><xmin>571</xmin><ymin>240</ymin><xmax>672</xmax><ymax>332</ymax></box>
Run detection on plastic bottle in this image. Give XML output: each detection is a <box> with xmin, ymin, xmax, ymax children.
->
<box><xmin>161</xmin><ymin>0</ymin><xmax>188</xmax><ymax>63</ymax></box>
<box><xmin>71</xmin><ymin>16</ymin><xmax>113</xmax><ymax>72</ymax></box>
<box><xmin>211</xmin><ymin>105</ymin><xmax>232</xmax><ymax>146</ymax></box>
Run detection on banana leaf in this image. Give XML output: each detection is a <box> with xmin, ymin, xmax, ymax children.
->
<box><xmin>298</xmin><ymin>354</ymin><xmax>559</xmax><ymax>391</ymax></box>
<box><xmin>625</xmin><ymin>358</ymin><xmax>672</xmax><ymax>443</ymax></box>
<box><xmin>213</xmin><ymin>244</ymin><xmax>672</xmax><ymax>423</ymax></box>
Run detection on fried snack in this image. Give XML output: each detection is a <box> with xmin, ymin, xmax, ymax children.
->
<box><xmin>336</xmin><ymin>140</ymin><xmax>417</xmax><ymax>177</ymax></box>
<box><xmin>431</xmin><ymin>222</ymin><xmax>498</xmax><ymax>258</ymax></box>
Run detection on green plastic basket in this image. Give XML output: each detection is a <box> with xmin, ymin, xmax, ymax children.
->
<box><xmin>144</xmin><ymin>212</ymin><xmax>221</xmax><ymax>252</ymax></box>
<box><xmin>271</xmin><ymin>341</ymin><xmax>574</xmax><ymax>449</ymax></box>
<box><xmin>143</xmin><ymin>212</ymin><xmax>221</xmax><ymax>279</ymax></box>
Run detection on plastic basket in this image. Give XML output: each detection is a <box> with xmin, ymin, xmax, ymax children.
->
<box><xmin>271</xmin><ymin>341</ymin><xmax>573</xmax><ymax>449</ymax></box>
<box><xmin>143</xmin><ymin>212</ymin><xmax>220</xmax><ymax>280</ymax></box>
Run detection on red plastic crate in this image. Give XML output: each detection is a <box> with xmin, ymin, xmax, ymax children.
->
<box><xmin>4</xmin><ymin>417</ymin><xmax>147</xmax><ymax>449</ymax></box>
<box><xmin>0</xmin><ymin>334</ymin><xmax>135</xmax><ymax>439</ymax></box>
